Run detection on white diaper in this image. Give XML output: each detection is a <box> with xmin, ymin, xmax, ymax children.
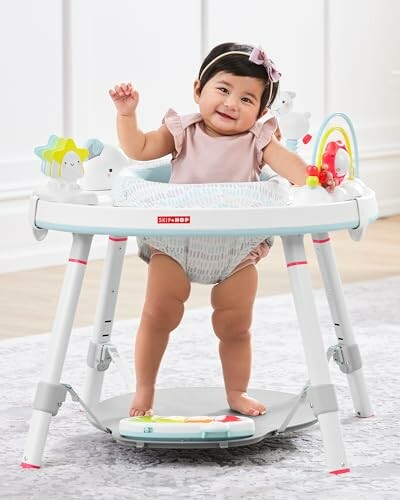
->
<box><xmin>139</xmin><ymin>235</ymin><xmax>272</xmax><ymax>284</ymax></box>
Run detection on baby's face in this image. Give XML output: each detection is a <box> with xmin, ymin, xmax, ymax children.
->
<box><xmin>194</xmin><ymin>71</ymin><xmax>265</xmax><ymax>137</ymax></box>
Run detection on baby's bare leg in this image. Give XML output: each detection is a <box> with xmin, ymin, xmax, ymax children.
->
<box><xmin>211</xmin><ymin>265</ymin><xmax>265</xmax><ymax>416</ymax></box>
<box><xmin>131</xmin><ymin>254</ymin><xmax>191</xmax><ymax>416</ymax></box>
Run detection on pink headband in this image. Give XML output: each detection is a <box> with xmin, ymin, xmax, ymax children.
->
<box><xmin>199</xmin><ymin>46</ymin><xmax>282</xmax><ymax>83</ymax></box>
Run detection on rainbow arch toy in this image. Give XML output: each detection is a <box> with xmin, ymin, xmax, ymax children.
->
<box><xmin>305</xmin><ymin>113</ymin><xmax>359</xmax><ymax>189</ymax></box>
<box><xmin>312</xmin><ymin>112</ymin><xmax>359</xmax><ymax>179</ymax></box>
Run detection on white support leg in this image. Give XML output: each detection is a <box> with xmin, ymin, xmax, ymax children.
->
<box><xmin>21</xmin><ymin>233</ymin><xmax>93</xmax><ymax>469</ymax></box>
<box><xmin>312</xmin><ymin>233</ymin><xmax>373</xmax><ymax>417</ymax></box>
<box><xmin>281</xmin><ymin>235</ymin><xmax>350</xmax><ymax>474</ymax></box>
<box><xmin>83</xmin><ymin>236</ymin><xmax>128</xmax><ymax>409</ymax></box>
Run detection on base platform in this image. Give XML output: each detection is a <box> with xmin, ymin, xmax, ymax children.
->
<box><xmin>92</xmin><ymin>387</ymin><xmax>317</xmax><ymax>449</ymax></box>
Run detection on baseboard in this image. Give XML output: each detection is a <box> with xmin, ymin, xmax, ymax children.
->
<box><xmin>360</xmin><ymin>155</ymin><xmax>400</xmax><ymax>218</ymax></box>
<box><xmin>376</xmin><ymin>198</ymin><xmax>400</xmax><ymax>217</ymax></box>
<box><xmin>0</xmin><ymin>201</ymin><xmax>138</xmax><ymax>273</ymax></box>
<box><xmin>0</xmin><ymin>235</ymin><xmax>139</xmax><ymax>274</ymax></box>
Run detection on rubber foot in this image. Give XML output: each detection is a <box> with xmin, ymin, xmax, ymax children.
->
<box><xmin>330</xmin><ymin>467</ymin><xmax>350</xmax><ymax>475</ymax></box>
<box><xmin>20</xmin><ymin>462</ymin><xmax>40</xmax><ymax>469</ymax></box>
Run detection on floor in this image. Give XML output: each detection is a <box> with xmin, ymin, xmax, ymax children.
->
<box><xmin>1</xmin><ymin>215</ymin><xmax>399</xmax><ymax>339</ymax></box>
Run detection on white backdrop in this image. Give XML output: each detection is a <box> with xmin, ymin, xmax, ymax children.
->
<box><xmin>205</xmin><ymin>0</ymin><xmax>326</xmax><ymax>124</ymax></box>
<box><xmin>0</xmin><ymin>0</ymin><xmax>399</xmax><ymax>272</ymax></box>
<box><xmin>69</xmin><ymin>0</ymin><xmax>201</xmax><ymax>144</ymax></box>
<box><xmin>0</xmin><ymin>0</ymin><xmax>63</xmax><ymax>190</ymax></box>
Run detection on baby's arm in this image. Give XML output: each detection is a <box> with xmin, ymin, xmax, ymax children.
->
<box><xmin>109</xmin><ymin>83</ymin><xmax>175</xmax><ymax>161</ymax></box>
<box><xmin>263</xmin><ymin>137</ymin><xmax>307</xmax><ymax>185</ymax></box>
<box><xmin>262</xmin><ymin>137</ymin><xmax>335</xmax><ymax>191</ymax></box>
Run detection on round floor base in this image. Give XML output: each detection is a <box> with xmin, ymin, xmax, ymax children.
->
<box><xmin>92</xmin><ymin>387</ymin><xmax>317</xmax><ymax>449</ymax></box>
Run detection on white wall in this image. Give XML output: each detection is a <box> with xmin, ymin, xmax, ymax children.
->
<box><xmin>205</xmin><ymin>0</ymin><xmax>326</xmax><ymax>124</ymax></box>
<box><xmin>0</xmin><ymin>0</ymin><xmax>399</xmax><ymax>273</ymax></box>
<box><xmin>326</xmin><ymin>0</ymin><xmax>400</xmax><ymax>214</ymax></box>
<box><xmin>68</xmin><ymin>0</ymin><xmax>201</xmax><ymax>144</ymax></box>
<box><xmin>0</xmin><ymin>0</ymin><xmax>201</xmax><ymax>273</ymax></box>
<box><xmin>0</xmin><ymin>0</ymin><xmax>63</xmax><ymax>192</ymax></box>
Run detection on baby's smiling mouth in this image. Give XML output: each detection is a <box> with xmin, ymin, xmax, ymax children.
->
<box><xmin>216</xmin><ymin>111</ymin><xmax>236</xmax><ymax>120</ymax></box>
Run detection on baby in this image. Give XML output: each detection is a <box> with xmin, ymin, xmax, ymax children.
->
<box><xmin>110</xmin><ymin>42</ymin><xmax>335</xmax><ymax>417</ymax></box>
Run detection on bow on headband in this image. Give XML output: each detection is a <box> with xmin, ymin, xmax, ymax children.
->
<box><xmin>249</xmin><ymin>47</ymin><xmax>281</xmax><ymax>83</ymax></box>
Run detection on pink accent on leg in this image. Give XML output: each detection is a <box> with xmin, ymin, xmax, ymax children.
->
<box><xmin>329</xmin><ymin>467</ymin><xmax>350</xmax><ymax>475</ymax></box>
<box><xmin>20</xmin><ymin>462</ymin><xmax>41</xmax><ymax>469</ymax></box>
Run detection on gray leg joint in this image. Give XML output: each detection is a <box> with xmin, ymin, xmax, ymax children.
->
<box><xmin>307</xmin><ymin>384</ymin><xmax>339</xmax><ymax>417</ymax></box>
<box><xmin>33</xmin><ymin>381</ymin><xmax>67</xmax><ymax>416</ymax></box>
<box><xmin>87</xmin><ymin>340</ymin><xmax>112</xmax><ymax>371</ymax></box>
<box><xmin>333</xmin><ymin>344</ymin><xmax>362</xmax><ymax>374</ymax></box>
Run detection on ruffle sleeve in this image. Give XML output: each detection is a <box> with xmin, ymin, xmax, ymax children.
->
<box><xmin>162</xmin><ymin>108</ymin><xmax>202</xmax><ymax>159</ymax></box>
<box><xmin>162</xmin><ymin>109</ymin><xmax>184</xmax><ymax>159</ymax></box>
<box><xmin>252</xmin><ymin>117</ymin><xmax>278</xmax><ymax>167</ymax></box>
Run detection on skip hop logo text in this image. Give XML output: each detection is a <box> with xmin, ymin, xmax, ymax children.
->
<box><xmin>157</xmin><ymin>216</ymin><xmax>191</xmax><ymax>224</ymax></box>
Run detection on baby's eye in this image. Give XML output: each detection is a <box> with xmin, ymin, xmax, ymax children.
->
<box><xmin>241</xmin><ymin>97</ymin><xmax>253</xmax><ymax>104</ymax></box>
<box><xmin>217</xmin><ymin>87</ymin><xmax>228</xmax><ymax>94</ymax></box>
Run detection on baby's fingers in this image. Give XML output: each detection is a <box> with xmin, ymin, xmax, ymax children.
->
<box><xmin>120</xmin><ymin>82</ymin><xmax>132</xmax><ymax>95</ymax></box>
<box><xmin>323</xmin><ymin>172</ymin><xmax>335</xmax><ymax>192</ymax></box>
<box><xmin>126</xmin><ymin>84</ymin><xmax>139</xmax><ymax>101</ymax></box>
<box><xmin>113</xmin><ymin>84</ymin><xmax>127</xmax><ymax>97</ymax></box>
<box><xmin>117</xmin><ymin>82</ymin><xmax>137</xmax><ymax>97</ymax></box>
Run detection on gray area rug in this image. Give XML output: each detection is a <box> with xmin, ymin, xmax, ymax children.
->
<box><xmin>1</xmin><ymin>276</ymin><xmax>400</xmax><ymax>499</ymax></box>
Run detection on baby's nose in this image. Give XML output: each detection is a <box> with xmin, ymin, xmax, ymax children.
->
<box><xmin>224</xmin><ymin>95</ymin><xmax>238</xmax><ymax>108</ymax></box>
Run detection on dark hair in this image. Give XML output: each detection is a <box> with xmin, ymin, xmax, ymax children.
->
<box><xmin>198</xmin><ymin>42</ymin><xmax>279</xmax><ymax>117</ymax></box>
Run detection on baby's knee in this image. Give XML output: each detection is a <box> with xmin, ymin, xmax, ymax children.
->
<box><xmin>212</xmin><ymin>308</ymin><xmax>252</xmax><ymax>342</ymax></box>
<box><xmin>142</xmin><ymin>298</ymin><xmax>185</xmax><ymax>333</ymax></box>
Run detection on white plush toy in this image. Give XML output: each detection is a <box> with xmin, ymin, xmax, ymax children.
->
<box><xmin>271</xmin><ymin>91</ymin><xmax>311</xmax><ymax>151</ymax></box>
<box><xmin>79</xmin><ymin>143</ymin><xmax>130</xmax><ymax>191</ymax></box>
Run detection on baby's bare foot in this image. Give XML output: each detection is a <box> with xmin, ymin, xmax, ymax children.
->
<box><xmin>129</xmin><ymin>386</ymin><xmax>154</xmax><ymax>417</ymax></box>
<box><xmin>227</xmin><ymin>390</ymin><xmax>266</xmax><ymax>416</ymax></box>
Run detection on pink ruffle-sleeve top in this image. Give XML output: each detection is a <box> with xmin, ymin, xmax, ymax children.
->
<box><xmin>156</xmin><ymin>109</ymin><xmax>278</xmax><ymax>273</ymax></box>
<box><xmin>162</xmin><ymin>109</ymin><xmax>277</xmax><ymax>183</ymax></box>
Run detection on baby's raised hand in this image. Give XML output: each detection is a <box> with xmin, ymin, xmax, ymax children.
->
<box><xmin>109</xmin><ymin>83</ymin><xmax>139</xmax><ymax>116</ymax></box>
<box><xmin>319</xmin><ymin>164</ymin><xmax>337</xmax><ymax>193</ymax></box>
